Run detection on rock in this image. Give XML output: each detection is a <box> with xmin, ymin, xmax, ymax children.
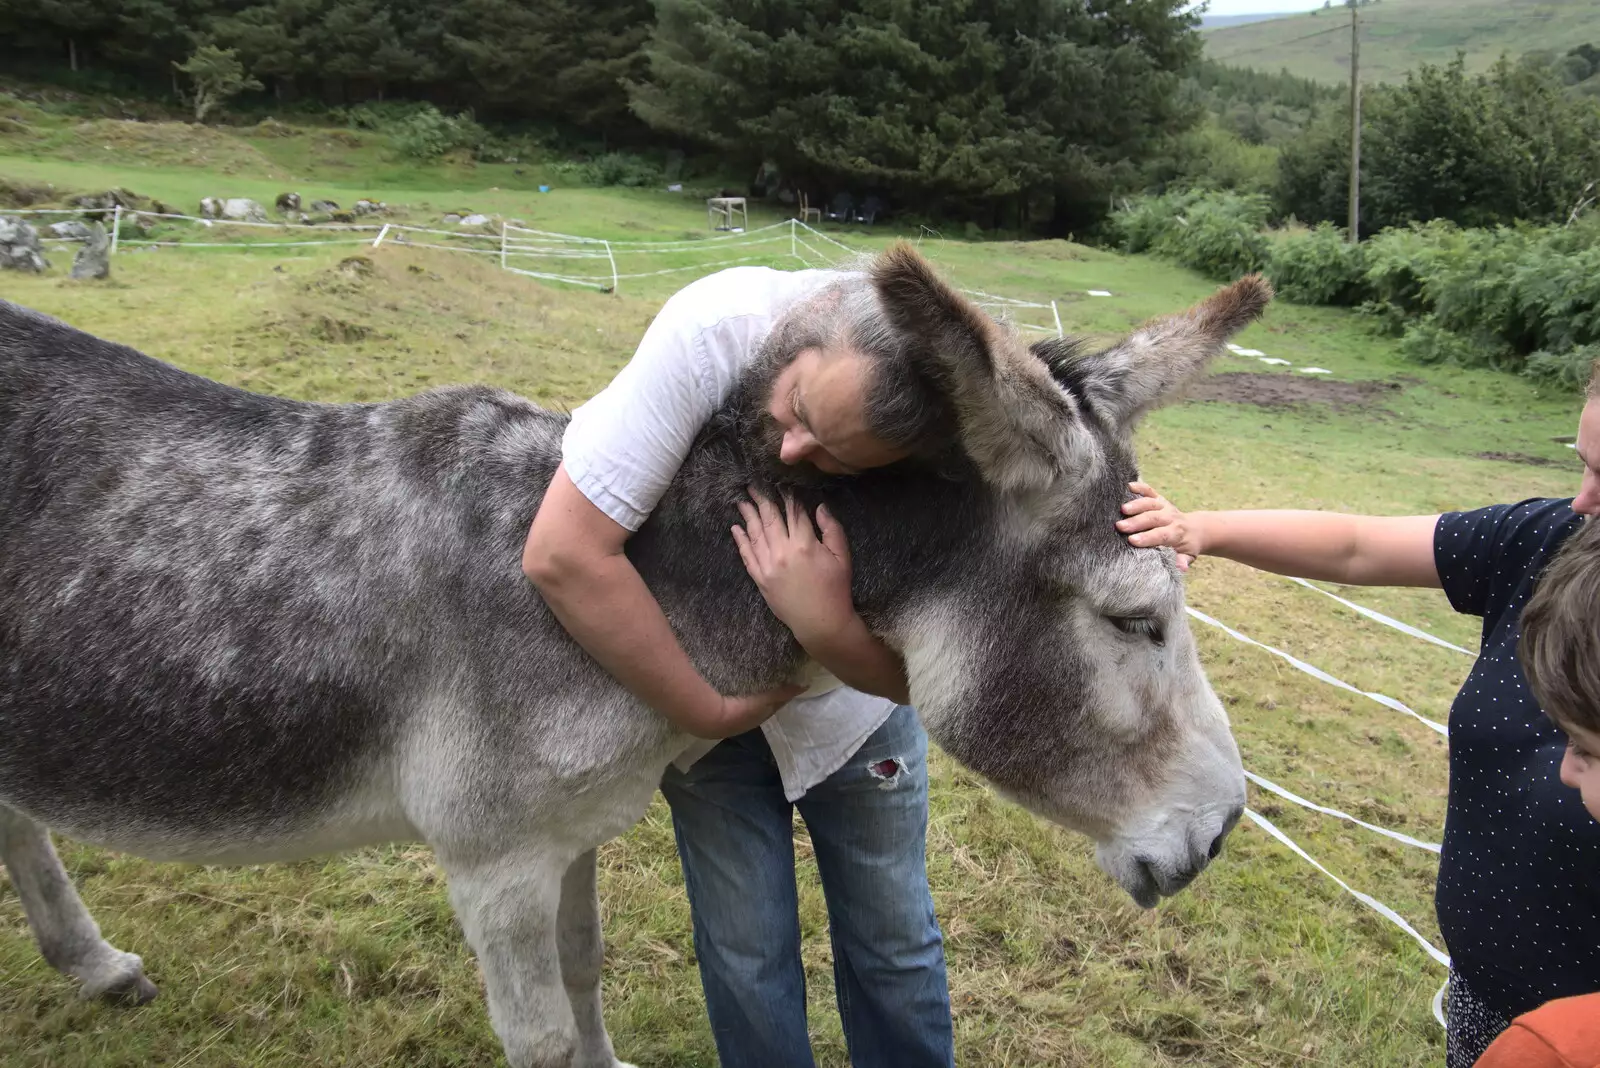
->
<box><xmin>330</xmin><ymin>211</ymin><xmax>356</xmax><ymax>224</ymax></box>
<box><xmin>460</xmin><ymin>213</ymin><xmax>491</xmax><ymax>226</ymax></box>
<box><xmin>48</xmin><ymin>220</ymin><xmax>92</xmax><ymax>241</ymax></box>
<box><xmin>352</xmin><ymin>199</ymin><xmax>386</xmax><ymax>216</ymax></box>
<box><xmin>221</xmin><ymin>198</ymin><xmax>269</xmax><ymax>223</ymax></box>
<box><xmin>0</xmin><ymin>216</ymin><xmax>48</xmax><ymax>272</ymax></box>
<box><xmin>442</xmin><ymin>213</ymin><xmax>462</xmax><ymax>224</ymax></box>
<box><xmin>275</xmin><ymin>192</ymin><xmax>302</xmax><ymax>214</ymax></box>
<box><xmin>199</xmin><ymin>196</ymin><xmax>223</xmax><ymax>219</ymax></box>
<box><xmin>70</xmin><ymin>222</ymin><xmax>110</xmax><ymax>280</ymax></box>
<box><xmin>68</xmin><ymin>188</ymin><xmax>147</xmax><ymax>217</ymax></box>
<box><xmin>310</xmin><ymin>199</ymin><xmax>339</xmax><ymax>212</ymax></box>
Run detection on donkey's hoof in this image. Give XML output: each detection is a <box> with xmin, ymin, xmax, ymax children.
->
<box><xmin>98</xmin><ymin>971</ymin><xmax>160</xmax><ymax>1005</ymax></box>
<box><xmin>77</xmin><ymin>952</ymin><xmax>160</xmax><ymax>1005</ymax></box>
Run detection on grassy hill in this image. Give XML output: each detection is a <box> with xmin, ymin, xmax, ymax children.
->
<box><xmin>1205</xmin><ymin>0</ymin><xmax>1600</xmax><ymax>84</ymax></box>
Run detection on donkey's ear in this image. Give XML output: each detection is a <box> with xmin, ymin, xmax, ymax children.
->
<box><xmin>1039</xmin><ymin>275</ymin><xmax>1274</xmax><ymax>428</ymax></box>
<box><xmin>870</xmin><ymin>242</ymin><xmax>1095</xmax><ymax>493</ymax></box>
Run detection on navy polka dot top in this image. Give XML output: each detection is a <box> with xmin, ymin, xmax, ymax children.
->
<box><xmin>1435</xmin><ymin>498</ymin><xmax>1600</xmax><ymax>1017</ymax></box>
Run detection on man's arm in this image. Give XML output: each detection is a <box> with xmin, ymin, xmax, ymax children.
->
<box><xmin>1117</xmin><ymin>482</ymin><xmax>1442</xmax><ymax>588</ymax></box>
<box><xmin>525</xmin><ymin>465</ymin><xmax>801</xmax><ymax>739</ymax></box>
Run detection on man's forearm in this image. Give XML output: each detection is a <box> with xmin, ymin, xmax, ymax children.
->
<box><xmin>795</xmin><ymin>615</ymin><xmax>911</xmax><ymax>705</ymax></box>
<box><xmin>534</xmin><ymin>553</ymin><xmax>739</xmax><ymax>737</ymax></box>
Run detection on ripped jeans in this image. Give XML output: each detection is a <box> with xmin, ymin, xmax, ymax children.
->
<box><xmin>660</xmin><ymin>704</ymin><xmax>955</xmax><ymax>1068</ymax></box>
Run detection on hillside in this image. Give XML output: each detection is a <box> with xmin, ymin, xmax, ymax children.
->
<box><xmin>1205</xmin><ymin>0</ymin><xmax>1600</xmax><ymax>84</ymax></box>
<box><xmin>1201</xmin><ymin>13</ymin><xmax>1304</xmax><ymax>29</ymax></box>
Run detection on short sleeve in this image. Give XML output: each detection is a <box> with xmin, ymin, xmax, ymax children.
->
<box><xmin>1435</xmin><ymin>504</ymin><xmax>1516</xmax><ymax>618</ymax></box>
<box><xmin>561</xmin><ymin>295</ymin><xmax>719</xmax><ymax>531</ymax></box>
<box><xmin>1434</xmin><ymin>498</ymin><xmax>1572</xmax><ymax>619</ymax></box>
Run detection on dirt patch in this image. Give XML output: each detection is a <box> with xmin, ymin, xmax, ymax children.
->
<box><xmin>1181</xmin><ymin>371</ymin><xmax>1403</xmax><ymax>411</ymax></box>
<box><xmin>1475</xmin><ymin>451</ymin><xmax>1579</xmax><ymax>469</ymax></box>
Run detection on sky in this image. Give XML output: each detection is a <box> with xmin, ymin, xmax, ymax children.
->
<box><xmin>1189</xmin><ymin>0</ymin><xmax>1329</xmax><ymax>15</ymax></box>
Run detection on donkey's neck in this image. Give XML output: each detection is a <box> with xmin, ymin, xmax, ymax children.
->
<box><xmin>622</xmin><ymin>390</ymin><xmax>984</xmax><ymax>695</ymax></box>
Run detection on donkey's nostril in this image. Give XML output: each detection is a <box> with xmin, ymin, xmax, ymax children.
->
<box><xmin>1207</xmin><ymin>833</ymin><xmax>1225</xmax><ymax>860</ymax></box>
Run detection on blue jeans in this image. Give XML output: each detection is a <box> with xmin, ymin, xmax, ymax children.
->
<box><xmin>660</xmin><ymin>704</ymin><xmax>955</xmax><ymax>1068</ymax></box>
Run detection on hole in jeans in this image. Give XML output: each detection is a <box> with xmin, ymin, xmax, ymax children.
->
<box><xmin>867</xmin><ymin>758</ymin><xmax>903</xmax><ymax>786</ymax></box>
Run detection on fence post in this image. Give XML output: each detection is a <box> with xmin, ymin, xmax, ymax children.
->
<box><xmin>604</xmin><ymin>239</ymin><xmax>619</xmax><ymax>293</ymax></box>
<box><xmin>500</xmin><ymin>222</ymin><xmax>508</xmax><ymax>271</ymax></box>
<box><xmin>1051</xmin><ymin>300</ymin><xmax>1062</xmax><ymax>339</ymax></box>
<box><xmin>790</xmin><ymin>218</ymin><xmax>796</xmax><ymax>260</ymax></box>
<box><xmin>110</xmin><ymin>203</ymin><xmax>122</xmax><ymax>255</ymax></box>
<box><xmin>372</xmin><ymin>223</ymin><xmax>391</xmax><ymax>248</ymax></box>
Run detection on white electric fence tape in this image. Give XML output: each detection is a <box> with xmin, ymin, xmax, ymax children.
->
<box><xmin>1186</xmin><ymin>607</ymin><xmax>1450</xmax><ymax>737</ymax></box>
<box><xmin>1287</xmin><ymin>578</ymin><xmax>1476</xmax><ymax>657</ymax></box>
<box><xmin>1244</xmin><ymin>770</ymin><xmax>1440</xmax><ymax>854</ymax></box>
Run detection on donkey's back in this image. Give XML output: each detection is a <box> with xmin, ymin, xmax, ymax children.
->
<box><xmin>0</xmin><ymin>302</ymin><xmax>640</xmax><ymax>862</ymax></box>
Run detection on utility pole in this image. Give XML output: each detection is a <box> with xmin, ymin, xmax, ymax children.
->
<box><xmin>1347</xmin><ymin>0</ymin><xmax>1362</xmax><ymax>243</ymax></box>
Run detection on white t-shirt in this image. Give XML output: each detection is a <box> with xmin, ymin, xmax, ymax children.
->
<box><xmin>562</xmin><ymin>266</ymin><xmax>897</xmax><ymax>801</ymax></box>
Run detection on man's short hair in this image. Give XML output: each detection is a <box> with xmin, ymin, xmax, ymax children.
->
<box><xmin>1521</xmin><ymin>517</ymin><xmax>1600</xmax><ymax>736</ymax></box>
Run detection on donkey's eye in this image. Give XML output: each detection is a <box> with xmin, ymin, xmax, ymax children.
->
<box><xmin>1109</xmin><ymin>615</ymin><xmax>1165</xmax><ymax>646</ymax></box>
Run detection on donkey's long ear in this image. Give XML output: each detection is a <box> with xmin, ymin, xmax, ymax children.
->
<box><xmin>871</xmin><ymin>243</ymin><xmax>1094</xmax><ymax>493</ymax></box>
<box><xmin>1040</xmin><ymin>275</ymin><xmax>1273</xmax><ymax>428</ymax></box>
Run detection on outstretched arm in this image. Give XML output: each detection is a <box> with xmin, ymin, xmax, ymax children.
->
<box><xmin>525</xmin><ymin>465</ymin><xmax>802</xmax><ymax>739</ymax></box>
<box><xmin>733</xmin><ymin>490</ymin><xmax>911</xmax><ymax>705</ymax></box>
<box><xmin>1116</xmin><ymin>481</ymin><xmax>1442</xmax><ymax>588</ymax></box>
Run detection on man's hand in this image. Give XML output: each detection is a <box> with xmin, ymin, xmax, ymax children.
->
<box><xmin>733</xmin><ymin>488</ymin><xmax>856</xmax><ymax>644</ymax></box>
<box><xmin>1116</xmin><ymin>481</ymin><xmax>1201</xmax><ymax>571</ymax></box>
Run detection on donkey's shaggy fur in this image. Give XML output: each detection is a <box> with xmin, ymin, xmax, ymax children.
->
<box><xmin>0</xmin><ymin>247</ymin><xmax>1265</xmax><ymax>1066</ymax></box>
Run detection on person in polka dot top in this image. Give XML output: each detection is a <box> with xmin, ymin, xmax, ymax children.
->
<box><xmin>1115</xmin><ymin>363</ymin><xmax>1600</xmax><ymax>1067</ymax></box>
<box><xmin>1467</xmin><ymin>507</ymin><xmax>1600</xmax><ymax>1068</ymax></box>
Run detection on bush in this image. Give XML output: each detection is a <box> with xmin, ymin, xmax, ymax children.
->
<box><xmin>1526</xmin><ymin>344</ymin><xmax>1600</xmax><ymax>391</ymax></box>
<box><xmin>391</xmin><ymin>106</ymin><xmax>488</xmax><ymax>161</ymax></box>
<box><xmin>1265</xmin><ymin>223</ymin><xmax>1368</xmax><ymax>305</ymax></box>
<box><xmin>1110</xmin><ymin>190</ymin><xmax>1271</xmax><ymax>281</ymax></box>
<box><xmin>549</xmin><ymin>152</ymin><xmax>664</xmax><ymax>188</ymax></box>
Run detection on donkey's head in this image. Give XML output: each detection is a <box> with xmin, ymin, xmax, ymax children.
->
<box><xmin>868</xmin><ymin>244</ymin><xmax>1263</xmax><ymax>907</ymax></box>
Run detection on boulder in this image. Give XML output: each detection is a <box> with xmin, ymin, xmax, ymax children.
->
<box><xmin>352</xmin><ymin>199</ymin><xmax>386</xmax><ymax>216</ymax></box>
<box><xmin>47</xmin><ymin>220</ymin><xmax>92</xmax><ymax>241</ymax></box>
<box><xmin>310</xmin><ymin>199</ymin><xmax>339</xmax><ymax>213</ymax></box>
<box><xmin>221</xmin><ymin>198</ymin><xmax>269</xmax><ymax>223</ymax></box>
<box><xmin>442</xmin><ymin>213</ymin><xmax>462</xmax><ymax>224</ymax></box>
<box><xmin>275</xmin><ymin>192</ymin><xmax>302</xmax><ymax>214</ymax></box>
<box><xmin>460</xmin><ymin>213</ymin><xmax>492</xmax><ymax>226</ymax></box>
<box><xmin>199</xmin><ymin>197</ymin><xmax>223</xmax><ymax>219</ymax></box>
<box><xmin>70</xmin><ymin>222</ymin><xmax>110</xmax><ymax>280</ymax></box>
<box><xmin>0</xmin><ymin>216</ymin><xmax>48</xmax><ymax>272</ymax></box>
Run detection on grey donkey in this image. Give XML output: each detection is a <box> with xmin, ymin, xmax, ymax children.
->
<box><xmin>0</xmin><ymin>244</ymin><xmax>1264</xmax><ymax>1067</ymax></box>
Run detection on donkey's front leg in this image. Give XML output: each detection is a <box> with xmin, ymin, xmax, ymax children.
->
<box><xmin>0</xmin><ymin>804</ymin><xmax>157</xmax><ymax>1004</ymax></box>
<box><xmin>442</xmin><ymin>846</ymin><xmax>578</xmax><ymax>1068</ymax></box>
<box><xmin>558</xmin><ymin>849</ymin><xmax>635</xmax><ymax>1068</ymax></box>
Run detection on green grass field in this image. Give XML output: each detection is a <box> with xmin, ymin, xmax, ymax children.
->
<box><xmin>0</xmin><ymin>124</ymin><xmax>1586</xmax><ymax>1066</ymax></box>
<box><xmin>1204</xmin><ymin>0</ymin><xmax>1600</xmax><ymax>84</ymax></box>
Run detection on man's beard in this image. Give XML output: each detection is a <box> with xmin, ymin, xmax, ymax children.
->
<box><xmin>730</xmin><ymin>344</ymin><xmax>834</xmax><ymax>489</ymax></box>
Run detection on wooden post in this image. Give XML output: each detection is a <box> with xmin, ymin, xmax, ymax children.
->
<box><xmin>1347</xmin><ymin>1</ymin><xmax>1362</xmax><ymax>243</ymax></box>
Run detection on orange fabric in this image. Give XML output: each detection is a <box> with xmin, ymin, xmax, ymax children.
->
<box><xmin>1475</xmin><ymin>992</ymin><xmax>1600</xmax><ymax>1068</ymax></box>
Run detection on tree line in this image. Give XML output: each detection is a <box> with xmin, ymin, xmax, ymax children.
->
<box><xmin>0</xmin><ymin>0</ymin><xmax>1204</xmax><ymax>230</ymax></box>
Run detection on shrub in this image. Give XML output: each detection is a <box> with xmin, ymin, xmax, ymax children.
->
<box><xmin>1110</xmin><ymin>190</ymin><xmax>1271</xmax><ymax>280</ymax></box>
<box><xmin>392</xmin><ymin>106</ymin><xmax>488</xmax><ymax>161</ymax></box>
<box><xmin>1265</xmin><ymin>223</ymin><xmax>1368</xmax><ymax>305</ymax></box>
<box><xmin>549</xmin><ymin>152</ymin><xmax>664</xmax><ymax>189</ymax></box>
<box><xmin>1527</xmin><ymin>344</ymin><xmax>1600</xmax><ymax>391</ymax></box>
